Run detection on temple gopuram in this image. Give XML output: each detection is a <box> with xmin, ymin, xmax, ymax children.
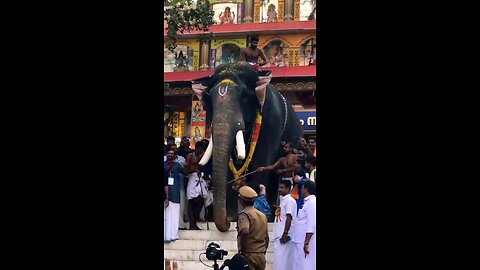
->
<box><xmin>164</xmin><ymin>0</ymin><xmax>317</xmax><ymax>143</ymax></box>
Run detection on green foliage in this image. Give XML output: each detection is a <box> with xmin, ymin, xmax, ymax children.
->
<box><xmin>164</xmin><ymin>0</ymin><xmax>215</xmax><ymax>53</ymax></box>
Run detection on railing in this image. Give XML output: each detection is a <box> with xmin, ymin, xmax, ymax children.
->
<box><xmin>163</xmin><ymin>20</ymin><xmax>316</xmax><ymax>37</ymax></box>
<box><xmin>164</xmin><ymin>65</ymin><xmax>316</xmax><ymax>82</ymax></box>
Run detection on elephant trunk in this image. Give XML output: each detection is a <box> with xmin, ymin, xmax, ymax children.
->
<box><xmin>211</xmin><ymin>125</ymin><xmax>232</xmax><ymax>232</ymax></box>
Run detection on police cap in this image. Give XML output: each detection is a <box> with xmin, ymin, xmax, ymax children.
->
<box><xmin>238</xmin><ymin>186</ymin><xmax>258</xmax><ymax>202</ymax></box>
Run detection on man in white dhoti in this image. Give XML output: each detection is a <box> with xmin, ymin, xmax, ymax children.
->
<box><xmin>164</xmin><ymin>144</ymin><xmax>187</xmax><ymax>229</ymax></box>
<box><xmin>164</xmin><ymin>149</ymin><xmax>185</xmax><ymax>242</ymax></box>
<box><xmin>293</xmin><ymin>180</ymin><xmax>316</xmax><ymax>270</ymax></box>
<box><xmin>184</xmin><ymin>142</ymin><xmax>208</xmax><ymax>230</ymax></box>
<box><xmin>185</xmin><ymin>171</ymin><xmax>207</xmax><ymax>229</ymax></box>
<box><xmin>273</xmin><ymin>180</ymin><xmax>297</xmax><ymax>270</ymax></box>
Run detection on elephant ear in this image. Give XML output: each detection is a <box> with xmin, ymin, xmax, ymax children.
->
<box><xmin>192</xmin><ymin>84</ymin><xmax>207</xmax><ymax>101</ymax></box>
<box><xmin>255</xmin><ymin>73</ymin><xmax>272</xmax><ymax>110</ymax></box>
<box><xmin>191</xmin><ymin>76</ymin><xmax>213</xmax><ymax>101</ymax></box>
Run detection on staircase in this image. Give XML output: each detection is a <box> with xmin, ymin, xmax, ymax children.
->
<box><xmin>164</xmin><ymin>222</ymin><xmax>275</xmax><ymax>270</ymax></box>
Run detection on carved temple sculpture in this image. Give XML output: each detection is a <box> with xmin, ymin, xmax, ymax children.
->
<box><xmin>219</xmin><ymin>6</ymin><xmax>235</xmax><ymax>24</ymax></box>
<box><xmin>266</xmin><ymin>4</ymin><xmax>278</xmax><ymax>22</ymax></box>
<box><xmin>173</xmin><ymin>51</ymin><xmax>188</xmax><ymax>71</ymax></box>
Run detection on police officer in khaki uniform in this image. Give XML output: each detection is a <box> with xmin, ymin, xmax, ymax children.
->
<box><xmin>237</xmin><ymin>186</ymin><xmax>269</xmax><ymax>270</ymax></box>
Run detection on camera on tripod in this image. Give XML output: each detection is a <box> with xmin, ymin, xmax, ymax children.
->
<box><xmin>206</xmin><ymin>242</ymin><xmax>228</xmax><ymax>261</ymax></box>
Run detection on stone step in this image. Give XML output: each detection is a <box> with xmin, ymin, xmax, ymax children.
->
<box><xmin>166</xmin><ymin>260</ymin><xmax>274</xmax><ymax>270</ymax></box>
<box><xmin>197</xmin><ymin>222</ymin><xmax>275</xmax><ymax>231</ymax></box>
<box><xmin>178</xmin><ymin>229</ymin><xmax>275</xmax><ymax>241</ymax></box>
<box><xmin>165</xmin><ymin>239</ymin><xmax>238</xmax><ymax>251</ymax></box>
<box><xmin>165</xmin><ymin>238</ymin><xmax>276</xmax><ymax>251</ymax></box>
<box><xmin>165</xmin><ymin>222</ymin><xmax>277</xmax><ymax>270</ymax></box>
<box><xmin>164</xmin><ymin>249</ymin><xmax>275</xmax><ymax>263</ymax></box>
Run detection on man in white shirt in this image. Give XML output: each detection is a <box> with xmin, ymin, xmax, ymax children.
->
<box><xmin>293</xmin><ymin>180</ymin><xmax>316</xmax><ymax>270</ymax></box>
<box><xmin>306</xmin><ymin>156</ymin><xmax>316</xmax><ymax>182</ymax></box>
<box><xmin>273</xmin><ymin>180</ymin><xmax>297</xmax><ymax>270</ymax></box>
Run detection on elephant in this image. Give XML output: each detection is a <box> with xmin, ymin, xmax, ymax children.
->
<box><xmin>191</xmin><ymin>62</ymin><xmax>304</xmax><ymax>232</ymax></box>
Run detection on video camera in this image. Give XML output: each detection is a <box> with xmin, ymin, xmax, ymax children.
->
<box><xmin>206</xmin><ymin>242</ymin><xmax>228</xmax><ymax>261</ymax></box>
<box><xmin>201</xmin><ymin>244</ymin><xmax>248</xmax><ymax>270</ymax></box>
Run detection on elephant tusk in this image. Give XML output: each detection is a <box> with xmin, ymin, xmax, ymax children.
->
<box><xmin>199</xmin><ymin>136</ymin><xmax>213</xmax><ymax>165</ymax></box>
<box><xmin>235</xmin><ymin>130</ymin><xmax>246</xmax><ymax>160</ymax></box>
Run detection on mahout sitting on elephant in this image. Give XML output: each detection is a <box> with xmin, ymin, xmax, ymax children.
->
<box><xmin>191</xmin><ymin>62</ymin><xmax>303</xmax><ymax>232</ymax></box>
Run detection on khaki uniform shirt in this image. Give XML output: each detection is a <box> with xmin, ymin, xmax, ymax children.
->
<box><xmin>237</xmin><ymin>206</ymin><xmax>269</xmax><ymax>253</ymax></box>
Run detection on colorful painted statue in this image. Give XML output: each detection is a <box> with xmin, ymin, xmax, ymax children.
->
<box><xmin>193</xmin><ymin>126</ymin><xmax>203</xmax><ymax>143</ymax></box>
<box><xmin>271</xmin><ymin>46</ymin><xmax>285</xmax><ymax>67</ymax></box>
<box><xmin>219</xmin><ymin>7</ymin><xmax>235</xmax><ymax>24</ymax></box>
<box><xmin>267</xmin><ymin>4</ymin><xmax>278</xmax><ymax>23</ymax></box>
<box><xmin>309</xmin><ymin>44</ymin><xmax>316</xmax><ymax>65</ymax></box>
<box><xmin>174</xmin><ymin>51</ymin><xmax>188</xmax><ymax>71</ymax></box>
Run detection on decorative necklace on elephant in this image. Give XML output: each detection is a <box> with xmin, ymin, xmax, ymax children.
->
<box><xmin>229</xmin><ymin>110</ymin><xmax>263</xmax><ymax>191</ymax></box>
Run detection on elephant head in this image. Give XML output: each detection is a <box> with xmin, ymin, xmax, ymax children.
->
<box><xmin>192</xmin><ymin>62</ymin><xmax>272</xmax><ymax>232</ymax></box>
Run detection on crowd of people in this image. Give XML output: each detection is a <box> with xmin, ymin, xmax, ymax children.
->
<box><xmin>163</xmin><ymin>135</ymin><xmax>317</xmax><ymax>269</ymax></box>
<box><xmin>163</xmin><ymin>136</ymin><xmax>213</xmax><ymax>242</ymax></box>
<box><xmin>253</xmin><ymin>136</ymin><xmax>317</xmax><ymax>270</ymax></box>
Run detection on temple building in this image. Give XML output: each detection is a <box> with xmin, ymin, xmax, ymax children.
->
<box><xmin>164</xmin><ymin>0</ymin><xmax>317</xmax><ymax>143</ymax></box>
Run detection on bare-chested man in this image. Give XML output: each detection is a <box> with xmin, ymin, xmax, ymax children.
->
<box><xmin>240</xmin><ymin>36</ymin><xmax>268</xmax><ymax>66</ymax></box>
<box><xmin>256</xmin><ymin>142</ymin><xmax>300</xmax><ymax>184</ymax></box>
